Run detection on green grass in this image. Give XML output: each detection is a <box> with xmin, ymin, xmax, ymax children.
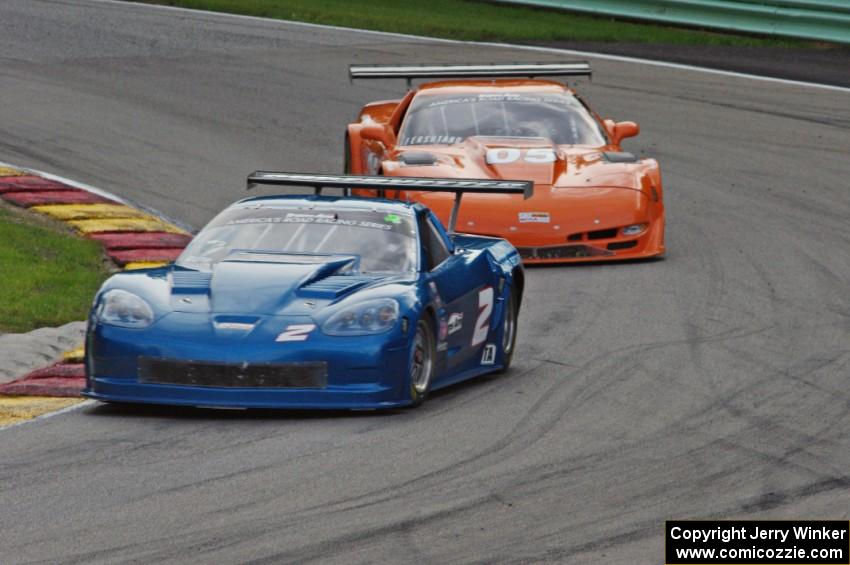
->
<box><xmin>0</xmin><ymin>203</ymin><xmax>112</xmax><ymax>333</ymax></box>
<box><xmin>131</xmin><ymin>0</ymin><xmax>807</xmax><ymax>47</ymax></box>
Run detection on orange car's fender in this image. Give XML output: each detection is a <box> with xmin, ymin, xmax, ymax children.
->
<box><xmin>347</xmin><ymin>90</ymin><xmax>416</xmax><ymax>174</ymax></box>
<box><xmin>348</xmin><ymin>104</ymin><xmax>393</xmax><ymax>174</ymax></box>
<box><xmin>348</xmin><ymin>100</ymin><xmax>399</xmax><ymax>174</ymax></box>
<box><xmin>347</xmin><ymin>123</ymin><xmax>390</xmax><ymax>175</ymax></box>
<box><xmin>357</xmin><ymin>99</ymin><xmax>400</xmax><ymax>123</ymax></box>
<box><xmin>345</xmin><ymin>124</ymin><xmax>367</xmax><ymax>174</ymax></box>
<box><xmin>639</xmin><ymin>158</ymin><xmax>664</xmax><ymax>204</ymax></box>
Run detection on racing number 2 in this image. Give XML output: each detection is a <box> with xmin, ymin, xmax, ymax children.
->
<box><xmin>472</xmin><ymin>287</ymin><xmax>493</xmax><ymax>346</ymax></box>
<box><xmin>276</xmin><ymin>324</ymin><xmax>316</xmax><ymax>342</ymax></box>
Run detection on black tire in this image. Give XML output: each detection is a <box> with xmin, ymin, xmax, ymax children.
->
<box><xmin>408</xmin><ymin>318</ymin><xmax>436</xmax><ymax>407</ymax></box>
<box><xmin>343</xmin><ymin>133</ymin><xmax>352</xmax><ymax>196</ymax></box>
<box><xmin>497</xmin><ymin>287</ymin><xmax>519</xmax><ymax>374</ymax></box>
<box><xmin>343</xmin><ymin>133</ymin><xmax>352</xmax><ymax>174</ymax></box>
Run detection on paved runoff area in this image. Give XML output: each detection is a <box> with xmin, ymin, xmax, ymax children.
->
<box><xmin>0</xmin><ymin>1</ymin><xmax>848</xmax><ymax>563</ymax></box>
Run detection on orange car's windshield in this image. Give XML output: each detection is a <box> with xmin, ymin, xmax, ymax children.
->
<box><xmin>399</xmin><ymin>91</ymin><xmax>606</xmax><ymax>146</ymax></box>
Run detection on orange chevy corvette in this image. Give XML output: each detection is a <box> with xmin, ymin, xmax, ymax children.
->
<box><xmin>344</xmin><ymin>63</ymin><xmax>665</xmax><ymax>263</ymax></box>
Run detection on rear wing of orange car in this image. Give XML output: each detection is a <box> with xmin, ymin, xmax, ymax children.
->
<box><xmin>349</xmin><ymin>62</ymin><xmax>591</xmax><ymax>86</ymax></box>
<box><xmin>247</xmin><ymin>172</ymin><xmax>532</xmax><ymax>233</ymax></box>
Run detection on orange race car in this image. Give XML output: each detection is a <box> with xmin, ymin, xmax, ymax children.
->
<box><xmin>344</xmin><ymin>63</ymin><xmax>665</xmax><ymax>263</ymax></box>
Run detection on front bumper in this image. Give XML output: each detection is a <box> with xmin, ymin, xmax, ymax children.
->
<box><xmin>84</xmin><ymin>313</ymin><xmax>412</xmax><ymax>409</ymax></box>
<box><xmin>517</xmin><ymin>217</ymin><xmax>665</xmax><ymax>264</ymax></box>
<box><xmin>83</xmin><ymin>380</ymin><xmax>409</xmax><ymax>410</ymax></box>
<box><xmin>414</xmin><ymin>185</ymin><xmax>665</xmax><ymax>264</ymax></box>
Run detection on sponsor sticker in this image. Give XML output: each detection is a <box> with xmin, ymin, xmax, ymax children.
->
<box><xmin>384</xmin><ymin>213</ymin><xmax>401</xmax><ymax>225</ymax></box>
<box><xmin>519</xmin><ymin>212</ymin><xmax>550</xmax><ymax>224</ymax></box>
<box><xmin>447</xmin><ymin>313</ymin><xmax>463</xmax><ymax>335</ymax></box>
<box><xmin>481</xmin><ymin>344</ymin><xmax>497</xmax><ymax>365</ymax></box>
<box><xmin>286</xmin><ymin>212</ymin><xmax>335</xmax><ymax>221</ymax></box>
<box><xmin>400</xmin><ymin>135</ymin><xmax>462</xmax><ymax>146</ymax></box>
<box><xmin>227</xmin><ymin>215</ymin><xmax>392</xmax><ymax>231</ymax></box>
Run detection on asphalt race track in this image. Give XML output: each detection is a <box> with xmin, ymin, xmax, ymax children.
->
<box><xmin>1</xmin><ymin>1</ymin><xmax>849</xmax><ymax>563</ymax></box>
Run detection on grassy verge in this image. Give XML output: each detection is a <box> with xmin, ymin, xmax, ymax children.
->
<box><xmin>0</xmin><ymin>202</ymin><xmax>112</xmax><ymax>333</ymax></box>
<box><xmin>131</xmin><ymin>0</ymin><xmax>807</xmax><ymax>47</ymax></box>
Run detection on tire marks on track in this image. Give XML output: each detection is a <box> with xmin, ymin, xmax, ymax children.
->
<box><xmin>1</xmin><ymin>2</ymin><xmax>849</xmax><ymax>563</ymax></box>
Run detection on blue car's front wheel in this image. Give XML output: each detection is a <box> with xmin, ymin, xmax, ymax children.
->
<box><xmin>408</xmin><ymin>318</ymin><xmax>435</xmax><ymax>407</ymax></box>
<box><xmin>498</xmin><ymin>287</ymin><xmax>519</xmax><ymax>374</ymax></box>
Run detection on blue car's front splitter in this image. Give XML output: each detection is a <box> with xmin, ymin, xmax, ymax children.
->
<box><xmin>83</xmin><ymin>379</ymin><xmax>411</xmax><ymax>410</ymax></box>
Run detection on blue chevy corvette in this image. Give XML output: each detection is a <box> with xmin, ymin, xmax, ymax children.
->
<box><xmin>83</xmin><ymin>173</ymin><xmax>529</xmax><ymax>409</ymax></box>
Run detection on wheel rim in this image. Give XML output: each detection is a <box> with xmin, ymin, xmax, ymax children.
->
<box><xmin>411</xmin><ymin>323</ymin><xmax>433</xmax><ymax>394</ymax></box>
<box><xmin>502</xmin><ymin>293</ymin><xmax>516</xmax><ymax>355</ymax></box>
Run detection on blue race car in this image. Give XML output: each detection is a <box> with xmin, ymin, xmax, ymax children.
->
<box><xmin>83</xmin><ymin>172</ymin><xmax>530</xmax><ymax>409</ymax></box>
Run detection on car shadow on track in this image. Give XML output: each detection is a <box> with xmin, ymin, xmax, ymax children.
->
<box><xmin>80</xmin><ymin>366</ymin><xmax>520</xmax><ymax>421</ymax></box>
<box><xmin>82</xmin><ymin>402</ymin><xmax>400</xmax><ymax>421</ymax></box>
<box><xmin>523</xmin><ymin>255</ymin><xmax>665</xmax><ymax>270</ymax></box>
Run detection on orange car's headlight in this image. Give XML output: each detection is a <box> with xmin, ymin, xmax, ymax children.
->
<box><xmin>622</xmin><ymin>224</ymin><xmax>648</xmax><ymax>236</ymax></box>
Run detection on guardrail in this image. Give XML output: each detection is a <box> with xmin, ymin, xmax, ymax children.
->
<box><xmin>493</xmin><ymin>0</ymin><xmax>850</xmax><ymax>44</ymax></box>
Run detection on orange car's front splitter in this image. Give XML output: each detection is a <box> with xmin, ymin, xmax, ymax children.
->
<box><xmin>512</xmin><ymin>218</ymin><xmax>665</xmax><ymax>264</ymax></box>
<box><xmin>520</xmin><ymin>244</ymin><xmax>664</xmax><ymax>264</ymax></box>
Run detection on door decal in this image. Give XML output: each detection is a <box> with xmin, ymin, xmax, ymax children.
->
<box><xmin>472</xmin><ymin>287</ymin><xmax>493</xmax><ymax>347</ymax></box>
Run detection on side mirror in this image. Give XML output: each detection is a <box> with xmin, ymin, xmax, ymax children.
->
<box><xmin>607</xmin><ymin>120</ymin><xmax>639</xmax><ymax>145</ymax></box>
<box><xmin>359</xmin><ymin>123</ymin><xmax>392</xmax><ymax>146</ymax></box>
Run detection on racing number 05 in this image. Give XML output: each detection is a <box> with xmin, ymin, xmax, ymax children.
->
<box><xmin>485</xmin><ymin>148</ymin><xmax>557</xmax><ymax>165</ymax></box>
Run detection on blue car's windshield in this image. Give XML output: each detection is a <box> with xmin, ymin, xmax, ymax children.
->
<box><xmin>178</xmin><ymin>205</ymin><xmax>418</xmax><ymax>273</ymax></box>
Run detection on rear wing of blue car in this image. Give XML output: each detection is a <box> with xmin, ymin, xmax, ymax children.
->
<box><xmin>246</xmin><ymin>172</ymin><xmax>533</xmax><ymax>233</ymax></box>
<box><xmin>349</xmin><ymin>62</ymin><xmax>591</xmax><ymax>86</ymax></box>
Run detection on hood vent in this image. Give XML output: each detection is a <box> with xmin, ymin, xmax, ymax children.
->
<box><xmin>601</xmin><ymin>151</ymin><xmax>639</xmax><ymax>163</ymax></box>
<box><xmin>172</xmin><ymin>270</ymin><xmax>212</xmax><ymax>293</ymax></box>
<box><xmin>300</xmin><ymin>275</ymin><xmax>376</xmax><ymax>299</ymax></box>
<box><xmin>398</xmin><ymin>151</ymin><xmax>438</xmax><ymax>166</ymax></box>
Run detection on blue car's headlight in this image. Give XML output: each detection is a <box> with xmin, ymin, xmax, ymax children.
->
<box><xmin>96</xmin><ymin>289</ymin><xmax>154</xmax><ymax>328</ymax></box>
<box><xmin>322</xmin><ymin>298</ymin><xmax>399</xmax><ymax>336</ymax></box>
